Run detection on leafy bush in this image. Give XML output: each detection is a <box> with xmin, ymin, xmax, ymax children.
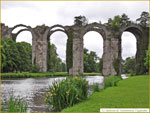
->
<box><xmin>2</xmin><ymin>95</ymin><xmax>28</xmax><ymax>112</ymax></box>
<box><xmin>104</xmin><ymin>75</ymin><xmax>122</xmax><ymax>89</ymax></box>
<box><xmin>92</xmin><ymin>83</ymin><xmax>100</xmax><ymax>92</ymax></box>
<box><xmin>45</xmin><ymin>76</ymin><xmax>88</xmax><ymax>111</ymax></box>
<box><xmin>31</xmin><ymin>64</ymin><xmax>39</xmax><ymax>73</ymax></box>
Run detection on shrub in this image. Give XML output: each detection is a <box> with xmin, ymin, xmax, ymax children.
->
<box><xmin>2</xmin><ymin>95</ymin><xmax>28</xmax><ymax>112</ymax></box>
<box><xmin>104</xmin><ymin>75</ymin><xmax>122</xmax><ymax>89</ymax></box>
<box><xmin>92</xmin><ymin>83</ymin><xmax>100</xmax><ymax>92</ymax></box>
<box><xmin>45</xmin><ymin>76</ymin><xmax>88</xmax><ymax>111</ymax></box>
<box><xmin>31</xmin><ymin>64</ymin><xmax>39</xmax><ymax>73</ymax></box>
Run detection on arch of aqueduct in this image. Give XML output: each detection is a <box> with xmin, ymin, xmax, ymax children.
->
<box><xmin>1</xmin><ymin>21</ymin><xmax>149</xmax><ymax>76</ymax></box>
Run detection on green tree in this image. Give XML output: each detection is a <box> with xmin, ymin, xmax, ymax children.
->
<box><xmin>74</xmin><ymin>15</ymin><xmax>88</xmax><ymax>26</ymax></box>
<box><xmin>96</xmin><ymin>58</ymin><xmax>103</xmax><ymax>73</ymax></box>
<box><xmin>107</xmin><ymin>15</ymin><xmax>122</xmax><ymax>30</ymax></box>
<box><xmin>1</xmin><ymin>44</ymin><xmax>7</xmax><ymax>72</ymax></box>
<box><xmin>16</xmin><ymin>42</ymin><xmax>32</xmax><ymax>72</ymax></box>
<box><xmin>83</xmin><ymin>48</ymin><xmax>100</xmax><ymax>73</ymax></box>
<box><xmin>106</xmin><ymin>14</ymin><xmax>131</xmax><ymax>30</ymax></box>
<box><xmin>66</xmin><ymin>29</ymin><xmax>73</xmax><ymax>72</ymax></box>
<box><xmin>62</xmin><ymin>62</ymin><xmax>66</xmax><ymax>72</ymax></box>
<box><xmin>136</xmin><ymin>11</ymin><xmax>149</xmax><ymax>26</ymax></box>
<box><xmin>1</xmin><ymin>38</ymin><xmax>21</xmax><ymax>72</ymax></box>
<box><xmin>121</xmin><ymin>13</ymin><xmax>131</xmax><ymax>25</ymax></box>
<box><xmin>144</xmin><ymin>49</ymin><xmax>149</xmax><ymax>71</ymax></box>
<box><xmin>47</xmin><ymin>43</ymin><xmax>65</xmax><ymax>72</ymax></box>
<box><xmin>122</xmin><ymin>57</ymin><xmax>136</xmax><ymax>74</ymax></box>
<box><xmin>48</xmin><ymin>43</ymin><xmax>58</xmax><ymax>72</ymax></box>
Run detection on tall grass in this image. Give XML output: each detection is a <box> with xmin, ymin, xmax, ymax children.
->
<box><xmin>104</xmin><ymin>75</ymin><xmax>122</xmax><ymax>89</ymax></box>
<box><xmin>62</xmin><ymin>75</ymin><xmax>149</xmax><ymax>112</ymax></box>
<box><xmin>2</xmin><ymin>95</ymin><xmax>28</xmax><ymax>112</ymax></box>
<box><xmin>92</xmin><ymin>83</ymin><xmax>100</xmax><ymax>92</ymax></box>
<box><xmin>45</xmin><ymin>76</ymin><xmax>88</xmax><ymax>111</ymax></box>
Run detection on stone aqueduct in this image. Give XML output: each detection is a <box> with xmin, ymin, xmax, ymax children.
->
<box><xmin>1</xmin><ymin>22</ymin><xmax>149</xmax><ymax>76</ymax></box>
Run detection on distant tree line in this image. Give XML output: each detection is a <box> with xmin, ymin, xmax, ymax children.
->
<box><xmin>83</xmin><ymin>48</ymin><xmax>103</xmax><ymax>73</ymax></box>
<box><xmin>1</xmin><ymin>38</ymin><xmax>66</xmax><ymax>73</ymax></box>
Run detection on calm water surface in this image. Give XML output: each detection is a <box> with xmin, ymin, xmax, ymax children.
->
<box><xmin>1</xmin><ymin>76</ymin><xmax>104</xmax><ymax>112</ymax></box>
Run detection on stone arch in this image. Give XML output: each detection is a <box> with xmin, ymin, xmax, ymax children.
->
<box><xmin>49</xmin><ymin>24</ymin><xmax>66</xmax><ymax>31</ymax></box>
<box><xmin>12</xmin><ymin>29</ymin><xmax>31</xmax><ymax>42</ymax></box>
<box><xmin>11</xmin><ymin>24</ymin><xmax>37</xmax><ymax>69</ymax></box>
<box><xmin>46</xmin><ymin>24</ymin><xmax>67</xmax><ymax>38</ymax></box>
<box><xmin>81</xmin><ymin>23</ymin><xmax>107</xmax><ymax>40</ymax></box>
<box><xmin>119</xmin><ymin>24</ymin><xmax>143</xmax><ymax>74</ymax></box>
<box><xmin>11</xmin><ymin>24</ymin><xmax>31</xmax><ymax>31</ymax></box>
<box><xmin>72</xmin><ymin>23</ymin><xmax>109</xmax><ymax>75</ymax></box>
<box><xmin>82</xmin><ymin>30</ymin><xmax>104</xmax><ymax>73</ymax></box>
<box><xmin>46</xmin><ymin>26</ymin><xmax>68</xmax><ymax>72</ymax></box>
<box><xmin>11</xmin><ymin>24</ymin><xmax>33</xmax><ymax>41</ymax></box>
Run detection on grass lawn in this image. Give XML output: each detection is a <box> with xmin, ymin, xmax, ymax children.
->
<box><xmin>62</xmin><ymin>75</ymin><xmax>149</xmax><ymax>112</ymax></box>
<box><xmin>1</xmin><ymin>72</ymin><xmax>101</xmax><ymax>78</ymax></box>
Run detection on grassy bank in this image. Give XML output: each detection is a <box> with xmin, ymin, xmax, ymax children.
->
<box><xmin>1</xmin><ymin>72</ymin><xmax>101</xmax><ymax>78</ymax></box>
<box><xmin>62</xmin><ymin>75</ymin><xmax>149</xmax><ymax>112</ymax></box>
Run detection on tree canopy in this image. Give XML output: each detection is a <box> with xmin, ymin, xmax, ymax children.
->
<box><xmin>1</xmin><ymin>38</ymin><xmax>66</xmax><ymax>73</ymax></box>
<box><xmin>136</xmin><ymin>11</ymin><xmax>149</xmax><ymax>26</ymax></box>
<box><xmin>122</xmin><ymin>57</ymin><xmax>136</xmax><ymax>74</ymax></box>
<box><xmin>74</xmin><ymin>15</ymin><xmax>88</xmax><ymax>26</ymax></box>
<box><xmin>83</xmin><ymin>48</ymin><xmax>102</xmax><ymax>73</ymax></box>
<box><xmin>1</xmin><ymin>38</ymin><xmax>32</xmax><ymax>72</ymax></box>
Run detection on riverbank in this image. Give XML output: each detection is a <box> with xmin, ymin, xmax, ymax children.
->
<box><xmin>62</xmin><ymin>75</ymin><xmax>149</xmax><ymax>112</ymax></box>
<box><xmin>1</xmin><ymin>72</ymin><xmax>101</xmax><ymax>78</ymax></box>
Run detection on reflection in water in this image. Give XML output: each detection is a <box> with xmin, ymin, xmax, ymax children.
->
<box><xmin>1</xmin><ymin>76</ymin><xmax>103</xmax><ymax>112</ymax></box>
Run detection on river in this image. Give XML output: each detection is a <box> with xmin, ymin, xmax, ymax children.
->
<box><xmin>1</xmin><ymin>76</ymin><xmax>104</xmax><ymax>112</ymax></box>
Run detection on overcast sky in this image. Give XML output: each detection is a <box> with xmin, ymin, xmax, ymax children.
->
<box><xmin>1</xmin><ymin>1</ymin><xmax>149</xmax><ymax>61</ymax></box>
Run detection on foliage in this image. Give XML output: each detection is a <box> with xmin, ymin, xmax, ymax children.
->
<box><xmin>1</xmin><ymin>38</ymin><xmax>22</xmax><ymax>72</ymax></box>
<box><xmin>144</xmin><ymin>49</ymin><xmax>149</xmax><ymax>71</ymax></box>
<box><xmin>135</xmin><ymin>27</ymin><xmax>149</xmax><ymax>75</ymax></box>
<box><xmin>1</xmin><ymin>72</ymin><xmax>68</xmax><ymax>78</ymax></box>
<box><xmin>66</xmin><ymin>29</ymin><xmax>73</xmax><ymax>72</ymax></box>
<box><xmin>96</xmin><ymin>58</ymin><xmax>103</xmax><ymax>73</ymax></box>
<box><xmin>84</xmin><ymin>48</ymin><xmax>101</xmax><ymax>73</ymax></box>
<box><xmin>122</xmin><ymin>57</ymin><xmax>136</xmax><ymax>74</ymax></box>
<box><xmin>74</xmin><ymin>15</ymin><xmax>88</xmax><ymax>26</ymax></box>
<box><xmin>121</xmin><ymin>13</ymin><xmax>130</xmax><ymax>25</ymax></box>
<box><xmin>107</xmin><ymin>15</ymin><xmax>122</xmax><ymax>30</ymax></box>
<box><xmin>47</xmin><ymin>42</ymin><xmax>66</xmax><ymax>72</ymax></box>
<box><xmin>104</xmin><ymin>75</ymin><xmax>122</xmax><ymax>89</ymax></box>
<box><xmin>16</xmin><ymin>42</ymin><xmax>32</xmax><ymax>72</ymax></box>
<box><xmin>106</xmin><ymin>13</ymin><xmax>131</xmax><ymax>30</ymax></box>
<box><xmin>92</xmin><ymin>83</ymin><xmax>100</xmax><ymax>92</ymax></box>
<box><xmin>1</xmin><ymin>39</ymin><xmax>32</xmax><ymax>73</ymax></box>
<box><xmin>83</xmin><ymin>73</ymin><xmax>101</xmax><ymax>76</ymax></box>
<box><xmin>62</xmin><ymin>75</ymin><xmax>149</xmax><ymax>112</ymax></box>
<box><xmin>1</xmin><ymin>72</ymin><xmax>101</xmax><ymax>79</ymax></box>
<box><xmin>136</xmin><ymin>11</ymin><xmax>149</xmax><ymax>26</ymax></box>
<box><xmin>2</xmin><ymin>95</ymin><xmax>28</xmax><ymax>112</ymax></box>
<box><xmin>45</xmin><ymin>76</ymin><xmax>88</xmax><ymax>111</ymax></box>
<box><xmin>31</xmin><ymin>64</ymin><xmax>40</xmax><ymax>73</ymax></box>
<box><xmin>112</xmin><ymin>57</ymin><xmax>120</xmax><ymax>76</ymax></box>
